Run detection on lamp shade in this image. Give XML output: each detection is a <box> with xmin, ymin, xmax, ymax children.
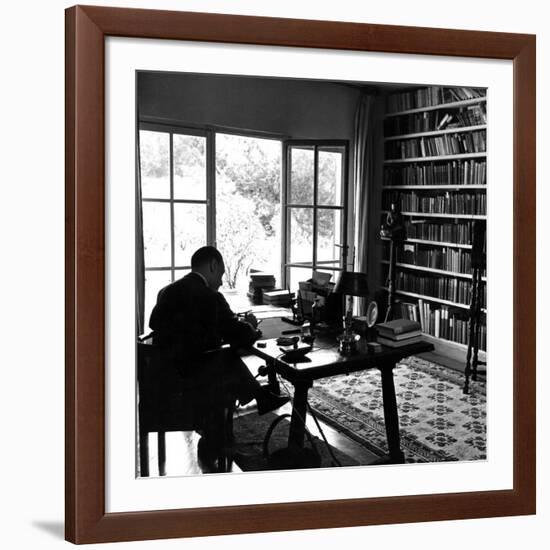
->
<box><xmin>333</xmin><ymin>271</ymin><xmax>369</xmax><ymax>297</ymax></box>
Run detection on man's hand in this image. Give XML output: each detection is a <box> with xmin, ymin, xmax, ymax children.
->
<box><xmin>243</xmin><ymin>312</ymin><xmax>259</xmax><ymax>329</ymax></box>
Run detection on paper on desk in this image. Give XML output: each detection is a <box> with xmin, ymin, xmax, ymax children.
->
<box><xmin>312</xmin><ymin>271</ymin><xmax>332</xmax><ymax>286</ymax></box>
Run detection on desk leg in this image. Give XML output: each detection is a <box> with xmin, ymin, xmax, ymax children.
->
<box><xmin>266</xmin><ymin>358</ymin><xmax>280</xmax><ymax>395</ymax></box>
<box><xmin>288</xmin><ymin>380</ymin><xmax>312</xmax><ymax>450</ymax></box>
<box><xmin>379</xmin><ymin>363</ymin><xmax>405</xmax><ymax>464</ymax></box>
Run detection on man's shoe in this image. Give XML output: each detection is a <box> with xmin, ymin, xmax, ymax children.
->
<box><xmin>257</xmin><ymin>391</ymin><xmax>290</xmax><ymax>416</ymax></box>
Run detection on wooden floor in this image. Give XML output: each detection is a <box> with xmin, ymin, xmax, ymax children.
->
<box><xmin>141</xmin><ymin>398</ymin><xmax>380</xmax><ymax>477</ymax></box>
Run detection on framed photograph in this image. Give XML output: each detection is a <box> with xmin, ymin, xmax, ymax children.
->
<box><xmin>65</xmin><ymin>5</ymin><xmax>536</xmax><ymax>544</ymax></box>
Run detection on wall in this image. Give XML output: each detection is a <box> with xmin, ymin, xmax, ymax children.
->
<box><xmin>2</xmin><ymin>1</ymin><xmax>547</xmax><ymax>550</ymax></box>
<box><xmin>139</xmin><ymin>70</ymin><xmax>364</xmax><ymax>273</ymax></box>
<box><xmin>138</xmin><ymin>71</ymin><xmax>362</xmax><ymax>140</ymax></box>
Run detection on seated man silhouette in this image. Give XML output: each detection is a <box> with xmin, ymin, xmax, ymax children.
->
<box><xmin>149</xmin><ymin>246</ymin><xmax>289</xmax><ymax>465</ymax></box>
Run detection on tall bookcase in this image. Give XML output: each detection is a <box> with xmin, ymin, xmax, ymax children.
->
<box><xmin>381</xmin><ymin>86</ymin><xmax>487</xmax><ymax>361</ymax></box>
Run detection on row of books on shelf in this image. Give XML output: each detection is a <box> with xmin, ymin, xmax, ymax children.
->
<box><xmin>384</xmin><ymin>159</ymin><xmax>486</xmax><ymax>187</ymax></box>
<box><xmin>385</xmin><ymin>130</ymin><xmax>486</xmax><ymax>160</ymax></box>
<box><xmin>390</xmin><ymin>244</ymin><xmax>486</xmax><ymax>275</ymax></box>
<box><xmin>438</xmin><ymin>106</ymin><xmax>486</xmax><ymax>130</ymax></box>
<box><xmin>404</xmin><ymin>220</ymin><xmax>476</xmax><ymax>245</ymax></box>
<box><xmin>397</xmin><ymin>300</ymin><xmax>486</xmax><ymax>351</ymax></box>
<box><xmin>386</xmin><ymin>87</ymin><xmax>486</xmax><ymax>114</ymax></box>
<box><xmin>383</xmin><ymin>192</ymin><xmax>487</xmax><ymax>216</ymax></box>
<box><xmin>394</xmin><ymin>271</ymin><xmax>486</xmax><ymax>307</ymax></box>
<box><xmin>384</xmin><ymin>104</ymin><xmax>487</xmax><ymax>136</ymax></box>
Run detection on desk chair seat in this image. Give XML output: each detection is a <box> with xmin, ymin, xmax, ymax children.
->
<box><xmin>137</xmin><ymin>336</ymin><xmax>235</xmax><ymax>476</ymax></box>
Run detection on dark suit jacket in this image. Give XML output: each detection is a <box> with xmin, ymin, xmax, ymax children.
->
<box><xmin>149</xmin><ymin>273</ymin><xmax>257</xmax><ymax>374</ymax></box>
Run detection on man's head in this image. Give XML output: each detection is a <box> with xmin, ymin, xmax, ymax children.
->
<box><xmin>191</xmin><ymin>246</ymin><xmax>225</xmax><ymax>290</ymax></box>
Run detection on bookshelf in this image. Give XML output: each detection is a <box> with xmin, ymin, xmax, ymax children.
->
<box><xmin>382</xmin><ymin>210</ymin><xmax>486</xmax><ymax>220</ymax></box>
<box><xmin>384</xmin><ymin>124</ymin><xmax>487</xmax><ymax>141</ymax></box>
<box><xmin>385</xmin><ymin>96</ymin><xmax>486</xmax><ymax>117</ymax></box>
<box><xmin>381</xmin><ymin>236</ymin><xmax>472</xmax><ymax>249</ymax></box>
<box><xmin>380</xmin><ymin>260</ymin><xmax>487</xmax><ymax>281</ymax></box>
<box><xmin>380</xmin><ymin>86</ymin><xmax>487</xmax><ymax>357</ymax></box>
<box><xmin>384</xmin><ymin>153</ymin><xmax>486</xmax><ymax>164</ymax></box>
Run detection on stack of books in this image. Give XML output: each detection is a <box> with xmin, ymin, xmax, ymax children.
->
<box><xmin>262</xmin><ymin>289</ymin><xmax>294</xmax><ymax>307</ymax></box>
<box><xmin>375</xmin><ymin>319</ymin><xmax>423</xmax><ymax>348</ymax></box>
<box><xmin>247</xmin><ymin>271</ymin><xmax>276</xmax><ymax>304</ymax></box>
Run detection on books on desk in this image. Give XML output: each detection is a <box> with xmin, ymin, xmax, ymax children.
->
<box><xmin>262</xmin><ymin>289</ymin><xmax>294</xmax><ymax>307</ymax></box>
<box><xmin>247</xmin><ymin>271</ymin><xmax>276</xmax><ymax>304</ymax></box>
<box><xmin>376</xmin><ymin>319</ymin><xmax>423</xmax><ymax>347</ymax></box>
<box><xmin>377</xmin><ymin>335</ymin><xmax>423</xmax><ymax>348</ymax></box>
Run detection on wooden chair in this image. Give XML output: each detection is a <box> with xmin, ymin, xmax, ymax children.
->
<box><xmin>137</xmin><ymin>334</ymin><xmax>235</xmax><ymax>476</ymax></box>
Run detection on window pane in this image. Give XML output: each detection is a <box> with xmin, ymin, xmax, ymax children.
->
<box><xmin>173</xmin><ymin>134</ymin><xmax>207</xmax><ymax>200</ymax></box>
<box><xmin>318</xmin><ymin>148</ymin><xmax>344</xmax><ymax>206</ymax></box>
<box><xmin>317</xmin><ymin>209</ymin><xmax>342</xmax><ymax>262</ymax></box>
<box><xmin>216</xmin><ymin>133</ymin><xmax>282</xmax><ymax>291</ymax></box>
<box><xmin>288</xmin><ymin>267</ymin><xmax>313</xmax><ymax>294</ymax></box>
<box><xmin>289</xmin><ymin>147</ymin><xmax>314</xmax><ymax>204</ymax></box>
<box><xmin>174</xmin><ymin>203</ymin><xmax>207</xmax><ymax>267</ymax></box>
<box><xmin>144</xmin><ymin>270</ymin><xmax>172</xmax><ymax>329</ymax></box>
<box><xmin>142</xmin><ymin>202</ymin><xmax>171</xmax><ymax>267</ymax></box>
<box><xmin>289</xmin><ymin>208</ymin><xmax>313</xmax><ymax>263</ymax></box>
<box><xmin>139</xmin><ymin>130</ymin><xmax>170</xmax><ymax>199</ymax></box>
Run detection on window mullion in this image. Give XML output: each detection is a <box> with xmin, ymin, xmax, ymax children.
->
<box><xmin>207</xmin><ymin>130</ymin><xmax>216</xmax><ymax>247</ymax></box>
<box><xmin>282</xmin><ymin>144</ymin><xmax>290</xmax><ymax>288</ymax></box>
<box><xmin>342</xmin><ymin>145</ymin><xmax>349</xmax><ymax>271</ymax></box>
<box><xmin>169</xmin><ymin>132</ymin><xmax>175</xmax><ymax>282</ymax></box>
<box><xmin>312</xmin><ymin>146</ymin><xmax>319</xmax><ymax>271</ymax></box>
<box><xmin>142</xmin><ymin>198</ymin><xmax>208</xmax><ymax>204</ymax></box>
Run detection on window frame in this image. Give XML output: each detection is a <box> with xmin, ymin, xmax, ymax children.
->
<box><xmin>139</xmin><ymin>122</ymin><xmax>214</xmax><ymax>283</ymax></box>
<box><xmin>282</xmin><ymin>139</ymin><xmax>350</xmax><ymax>288</ymax></box>
<box><xmin>138</xmin><ymin>126</ymin><xmax>350</xmax><ymax>297</ymax></box>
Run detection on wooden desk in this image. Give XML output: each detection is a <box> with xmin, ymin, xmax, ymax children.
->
<box><xmin>251</xmin><ymin>336</ymin><xmax>434</xmax><ymax>464</ymax></box>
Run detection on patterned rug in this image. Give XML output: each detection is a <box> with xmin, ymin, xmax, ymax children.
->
<box><xmin>232</xmin><ymin>411</ymin><xmax>361</xmax><ymax>471</ymax></box>
<box><xmin>308</xmin><ymin>356</ymin><xmax>486</xmax><ymax>463</ymax></box>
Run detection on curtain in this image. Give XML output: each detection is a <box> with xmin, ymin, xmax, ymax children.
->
<box><xmin>353</xmin><ymin>92</ymin><xmax>376</xmax><ymax>314</ymax></box>
<box><xmin>136</xmin><ymin>121</ymin><xmax>146</xmax><ymax>336</ymax></box>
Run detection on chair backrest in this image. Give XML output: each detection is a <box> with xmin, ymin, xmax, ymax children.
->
<box><xmin>137</xmin><ymin>338</ymin><xmax>202</xmax><ymax>433</ymax></box>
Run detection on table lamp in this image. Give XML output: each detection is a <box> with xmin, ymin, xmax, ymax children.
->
<box><xmin>334</xmin><ymin>271</ymin><xmax>369</xmax><ymax>355</ymax></box>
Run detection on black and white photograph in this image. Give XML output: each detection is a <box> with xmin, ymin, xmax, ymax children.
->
<box><xmin>3</xmin><ymin>0</ymin><xmax>545</xmax><ymax>548</ymax></box>
<box><xmin>135</xmin><ymin>71</ymin><xmax>488</xmax><ymax>477</ymax></box>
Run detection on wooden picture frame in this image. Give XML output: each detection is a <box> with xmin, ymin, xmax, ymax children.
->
<box><xmin>65</xmin><ymin>5</ymin><xmax>536</xmax><ymax>544</ymax></box>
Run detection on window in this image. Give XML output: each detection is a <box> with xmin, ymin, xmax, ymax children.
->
<box><xmin>284</xmin><ymin>142</ymin><xmax>348</xmax><ymax>291</ymax></box>
<box><xmin>139</xmin><ymin>126</ymin><xmax>210</xmax><ymax>322</ymax></box>
<box><xmin>139</xmin><ymin>127</ymin><xmax>348</xmax><ymax>323</ymax></box>
<box><xmin>215</xmin><ymin>133</ymin><xmax>282</xmax><ymax>292</ymax></box>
